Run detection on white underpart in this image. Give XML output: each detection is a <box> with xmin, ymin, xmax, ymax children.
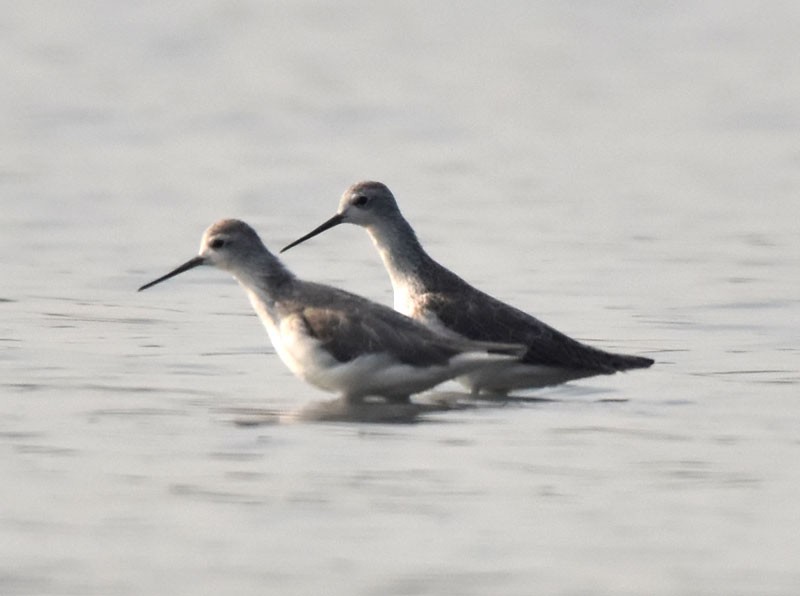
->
<box><xmin>246</xmin><ymin>287</ymin><xmax>516</xmax><ymax>400</ymax></box>
<box><xmin>390</xmin><ymin>273</ymin><xmax>416</xmax><ymax>317</ymax></box>
<box><xmin>386</xmin><ymin>270</ymin><xmax>464</xmax><ymax>340</ymax></box>
<box><xmin>394</xmin><ymin>293</ymin><xmax>598</xmax><ymax>395</ymax></box>
<box><xmin>457</xmin><ymin>362</ymin><xmax>601</xmax><ymax>395</ymax></box>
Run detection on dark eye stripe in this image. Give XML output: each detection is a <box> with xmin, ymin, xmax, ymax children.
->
<box><xmin>353</xmin><ymin>196</ymin><xmax>369</xmax><ymax>206</ymax></box>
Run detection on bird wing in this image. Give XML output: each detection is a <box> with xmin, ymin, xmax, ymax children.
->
<box><xmin>297</xmin><ymin>300</ymin><xmax>457</xmax><ymax>367</ymax></box>
<box><xmin>417</xmin><ymin>289</ymin><xmax>626</xmax><ymax>372</ymax></box>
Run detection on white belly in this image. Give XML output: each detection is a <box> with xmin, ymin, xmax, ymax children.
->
<box><xmin>263</xmin><ymin>313</ymin><xmax>472</xmax><ymax>400</ymax></box>
<box><xmin>457</xmin><ymin>362</ymin><xmax>602</xmax><ymax>395</ymax></box>
<box><xmin>247</xmin><ymin>289</ymin><xmax>517</xmax><ymax>400</ymax></box>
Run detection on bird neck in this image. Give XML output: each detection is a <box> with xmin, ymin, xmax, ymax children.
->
<box><xmin>366</xmin><ymin>215</ymin><xmax>431</xmax><ymax>293</ymax></box>
<box><xmin>231</xmin><ymin>251</ymin><xmax>296</xmax><ymax>308</ymax></box>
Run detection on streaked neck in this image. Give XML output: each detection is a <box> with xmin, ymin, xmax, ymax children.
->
<box><xmin>366</xmin><ymin>215</ymin><xmax>431</xmax><ymax>292</ymax></box>
<box><xmin>231</xmin><ymin>251</ymin><xmax>296</xmax><ymax>310</ymax></box>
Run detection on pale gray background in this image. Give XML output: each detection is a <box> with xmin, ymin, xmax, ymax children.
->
<box><xmin>1</xmin><ymin>2</ymin><xmax>798</xmax><ymax>595</ymax></box>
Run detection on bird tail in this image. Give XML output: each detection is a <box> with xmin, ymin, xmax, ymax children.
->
<box><xmin>607</xmin><ymin>353</ymin><xmax>654</xmax><ymax>371</ymax></box>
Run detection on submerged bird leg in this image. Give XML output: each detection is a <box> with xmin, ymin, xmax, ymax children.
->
<box><xmin>385</xmin><ymin>394</ymin><xmax>412</xmax><ymax>404</ymax></box>
<box><xmin>342</xmin><ymin>393</ymin><xmax>366</xmax><ymax>405</ymax></box>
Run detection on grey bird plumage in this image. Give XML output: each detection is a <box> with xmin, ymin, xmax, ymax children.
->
<box><xmin>139</xmin><ymin>219</ymin><xmax>526</xmax><ymax>404</ymax></box>
<box><xmin>281</xmin><ymin>182</ymin><xmax>654</xmax><ymax>394</ymax></box>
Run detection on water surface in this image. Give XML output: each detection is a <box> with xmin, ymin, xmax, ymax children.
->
<box><xmin>1</xmin><ymin>2</ymin><xmax>799</xmax><ymax>595</ymax></box>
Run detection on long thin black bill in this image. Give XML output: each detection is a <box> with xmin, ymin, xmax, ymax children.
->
<box><xmin>138</xmin><ymin>256</ymin><xmax>205</xmax><ymax>292</ymax></box>
<box><xmin>279</xmin><ymin>213</ymin><xmax>344</xmax><ymax>253</ymax></box>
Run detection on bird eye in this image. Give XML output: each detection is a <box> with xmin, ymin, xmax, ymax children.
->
<box><xmin>352</xmin><ymin>195</ymin><xmax>370</xmax><ymax>207</ymax></box>
<box><xmin>209</xmin><ymin>238</ymin><xmax>226</xmax><ymax>249</ymax></box>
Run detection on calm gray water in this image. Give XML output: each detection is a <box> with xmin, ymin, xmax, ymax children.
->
<box><xmin>2</xmin><ymin>2</ymin><xmax>799</xmax><ymax>594</ymax></box>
